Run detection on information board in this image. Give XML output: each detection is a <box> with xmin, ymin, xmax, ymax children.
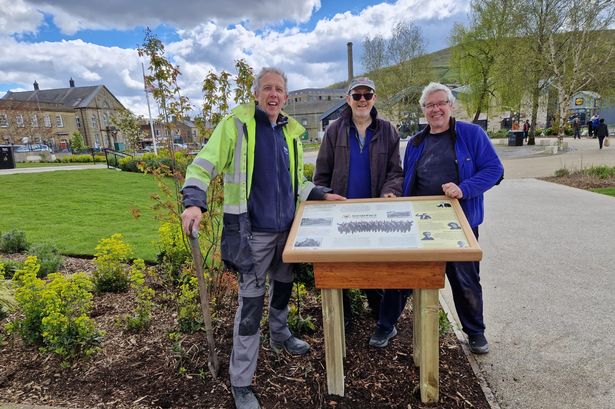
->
<box><xmin>283</xmin><ymin>196</ymin><xmax>481</xmax><ymax>263</ymax></box>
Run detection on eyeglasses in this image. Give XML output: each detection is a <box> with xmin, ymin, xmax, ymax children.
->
<box><xmin>350</xmin><ymin>92</ymin><xmax>374</xmax><ymax>101</ymax></box>
<box><xmin>423</xmin><ymin>100</ymin><xmax>450</xmax><ymax>110</ymax></box>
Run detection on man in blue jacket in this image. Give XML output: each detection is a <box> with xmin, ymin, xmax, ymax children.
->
<box><xmin>402</xmin><ymin>82</ymin><xmax>503</xmax><ymax>354</ymax></box>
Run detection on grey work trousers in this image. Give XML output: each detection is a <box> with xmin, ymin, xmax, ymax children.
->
<box><xmin>229</xmin><ymin>231</ymin><xmax>294</xmax><ymax>387</ymax></box>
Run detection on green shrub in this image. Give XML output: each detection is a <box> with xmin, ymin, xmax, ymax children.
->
<box><xmin>563</xmin><ymin>126</ymin><xmax>573</xmax><ymax>136</ymax></box>
<box><xmin>294</xmin><ymin>263</ymin><xmax>315</xmax><ymax>289</ymax></box>
<box><xmin>585</xmin><ymin>165</ymin><xmax>615</xmax><ymax>179</ymax></box>
<box><xmin>27</xmin><ymin>243</ymin><xmax>63</xmax><ymax>277</ymax></box>
<box><xmin>489</xmin><ymin>129</ymin><xmax>509</xmax><ymax>139</ymax></box>
<box><xmin>534</xmin><ymin>128</ymin><xmax>544</xmax><ymax>136</ymax></box>
<box><xmin>544</xmin><ymin>127</ymin><xmax>556</xmax><ymax>136</ymax></box>
<box><xmin>56</xmin><ymin>154</ymin><xmax>103</xmax><ymax>163</ymax></box>
<box><xmin>287</xmin><ymin>283</ymin><xmax>315</xmax><ymax>334</ymax></box>
<box><xmin>124</xmin><ymin>259</ymin><xmax>155</xmax><ymax>332</ymax></box>
<box><xmin>156</xmin><ymin>222</ymin><xmax>191</xmax><ymax>284</ymax></box>
<box><xmin>7</xmin><ymin>256</ymin><xmax>103</xmax><ymax>358</ymax></box>
<box><xmin>0</xmin><ymin>230</ymin><xmax>29</xmax><ymax>253</ymax></box>
<box><xmin>303</xmin><ymin>163</ymin><xmax>315</xmax><ymax>182</ymax></box>
<box><xmin>118</xmin><ymin>157</ymin><xmax>141</xmax><ymax>173</ymax></box>
<box><xmin>93</xmin><ymin>234</ymin><xmax>132</xmax><ymax>293</ymax></box>
<box><xmin>439</xmin><ymin>309</ymin><xmax>452</xmax><ymax>335</ymax></box>
<box><xmin>554</xmin><ymin>168</ymin><xmax>570</xmax><ymax>177</ymax></box>
<box><xmin>0</xmin><ymin>258</ymin><xmax>24</xmax><ymax>279</ymax></box>
<box><xmin>177</xmin><ymin>272</ymin><xmax>202</xmax><ymax>333</ymax></box>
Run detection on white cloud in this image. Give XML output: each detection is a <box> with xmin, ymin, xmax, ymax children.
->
<box><xmin>0</xmin><ymin>0</ymin><xmax>44</xmax><ymax>35</ymax></box>
<box><xmin>13</xmin><ymin>0</ymin><xmax>321</xmax><ymax>34</ymax></box>
<box><xmin>0</xmin><ymin>0</ymin><xmax>470</xmax><ymax>117</ymax></box>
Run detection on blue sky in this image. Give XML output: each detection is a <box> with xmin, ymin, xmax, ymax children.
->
<box><xmin>0</xmin><ymin>0</ymin><xmax>470</xmax><ymax>116</ymax></box>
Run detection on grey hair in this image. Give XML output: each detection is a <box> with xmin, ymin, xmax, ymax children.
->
<box><xmin>419</xmin><ymin>82</ymin><xmax>455</xmax><ymax>107</ymax></box>
<box><xmin>254</xmin><ymin>67</ymin><xmax>288</xmax><ymax>93</ymax></box>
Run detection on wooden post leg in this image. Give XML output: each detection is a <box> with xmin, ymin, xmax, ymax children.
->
<box><xmin>412</xmin><ymin>289</ymin><xmax>421</xmax><ymax>367</ymax></box>
<box><xmin>321</xmin><ymin>288</ymin><xmax>345</xmax><ymax>396</ymax></box>
<box><xmin>337</xmin><ymin>288</ymin><xmax>346</xmax><ymax>358</ymax></box>
<box><xmin>419</xmin><ymin>289</ymin><xmax>439</xmax><ymax>403</ymax></box>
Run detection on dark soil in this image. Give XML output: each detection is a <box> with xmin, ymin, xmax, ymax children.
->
<box><xmin>0</xmin><ymin>255</ymin><xmax>489</xmax><ymax>409</ymax></box>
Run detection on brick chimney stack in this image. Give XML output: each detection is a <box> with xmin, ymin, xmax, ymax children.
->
<box><xmin>347</xmin><ymin>42</ymin><xmax>354</xmax><ymax>87</ymax></box>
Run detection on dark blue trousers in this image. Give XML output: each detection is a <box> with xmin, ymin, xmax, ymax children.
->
<box><xmin>343</xmin><ymin>289</ymin><xmax>410</xmax><ymax>332</ymax></box>
<box><xmin>446</xmin><ymin>226</ymin><xmax>485</xmax><ymax>336</ymax></box>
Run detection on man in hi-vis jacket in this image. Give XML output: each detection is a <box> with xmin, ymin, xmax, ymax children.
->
<box><xmin>181</xmin><ymin>67</ymin><xmax>342</xmax><ymax>409</ymax></box>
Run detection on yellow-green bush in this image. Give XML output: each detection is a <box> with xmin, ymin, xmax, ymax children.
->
<box><xmin>93</xmin><ymin>234</ymin><xmax>133</xmax><ymax>293</ymax></box>
<box><xmin>124</xmin><ymin>259</ymin><xmax>155</xmax><ymax>332</ymax></box>
<box><xmin>177</xmin><ymin>271</ymin><xmax>201</xmax><ymax>333</ymax></box>
<box><xmin>7</xmin><ymin>256</ymin><xmax>102</xmax><ymax>358</ymax></box>
<box><xmin>156</xmin><ymin>222</ymin><xmax>191</xmax><ymax>283</ymax></box>
<box><xmin>304</xmin><ymin>163</ymin><xmax>315</xmax><ymax>182</ymax></box>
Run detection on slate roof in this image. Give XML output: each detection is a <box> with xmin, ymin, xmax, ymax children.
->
<box><xmin>1</xmin><ymin>85</ymin><xmax>105</xmax><ymax>109</ymax></box>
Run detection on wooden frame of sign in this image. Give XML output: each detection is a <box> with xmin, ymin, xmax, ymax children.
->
<box><xmin>282</xmin><ymin>196</ymin><xmax>482</xmax><ymax>403</ymax></box>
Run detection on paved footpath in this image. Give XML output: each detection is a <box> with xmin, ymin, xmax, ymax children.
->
<box><xmin>442</xmin><ymin>137</ymin><xmax>615</xmax><ymax>409</ymax></box>
<box><xmin>0</xmin><ymin>164</ymin><xmax>107</xmax><ymax>175</ymax></box>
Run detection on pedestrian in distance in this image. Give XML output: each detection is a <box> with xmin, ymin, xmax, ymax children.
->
<box><xmin>573</xmin><ymin>116</ymin><xmax>581</xmax><ymax>140</ymax></box>
<box><xmin>314</xmin><ymin>76</ymin><xmax>407</xmax><ymax>349</ymax></box>
<box><xmin>588</xmin><ymin>115</ymin><xmax>595</xmax><ymax>137</ymax></box>
<box><xmin>523</xmin><ymin>119</ymin><xmax>530</xmax><ymax>142</ymax></box>
<box><xmin>180</xmin><ymin>67</ymin><xmax>343</xmax><ymax>409</ymax></box>
<box><xmin>595</xmin><ymin>118</ymin><xmax>609</xmax><ymax>149</ymax></box>
<box><xmin>402</xmin><ymin>82</ymin><xmax>504</xmax><ymax>355</ymax></box>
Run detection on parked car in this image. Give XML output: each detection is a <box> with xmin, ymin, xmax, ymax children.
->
<box><xmin>15</xmin><ymin>144</ymin><xmax>52</xmax><ymax>153</ymax></box>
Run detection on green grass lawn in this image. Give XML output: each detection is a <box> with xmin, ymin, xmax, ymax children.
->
<box><xmin>0</xmin><ymin>169</ymin><xmax>176</xmax><ymax>261</ymax></box>
<box><xmin>16</xmin><ymin>162</ymin><xmax>100</xmax><ymax>168</ymax></box>
<box><xmin>591</xmin><ymin>187</ymin><xmax>615</xmax><ymax>197</ymax></box>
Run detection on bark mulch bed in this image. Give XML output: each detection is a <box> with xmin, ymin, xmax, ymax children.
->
<box><xmin>541</xmin><ymin>173</ymin><xmax>615</xmax><ymax>190</ymax></box>
<box><xmin>0</xmin><ymin>255</ymin><xmax>489</xmax><ymax>409</ymax></box>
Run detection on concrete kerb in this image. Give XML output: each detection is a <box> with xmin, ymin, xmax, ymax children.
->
<box><xmin>439</xmin><ymin>292</ymin><xmax>501</xmax><ymax>409</ymax></box>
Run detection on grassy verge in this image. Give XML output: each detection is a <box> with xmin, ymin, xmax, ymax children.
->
<box><xmin>0</xmin><ymin>169</ymin><xmax>174</xmax><ymax>261</ymax></box>
<box><xmin>590</xmin><ymin>187</ymin><xmax>615</xmax><ymax>197</ymax></box>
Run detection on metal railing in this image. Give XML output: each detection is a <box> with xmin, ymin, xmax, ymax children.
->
<box><xmin>103</xmin><ymin>148</ymin><xmax>133</xmax><ymax>170</ymax></box>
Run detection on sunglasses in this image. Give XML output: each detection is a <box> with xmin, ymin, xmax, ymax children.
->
<box><xmin>350</xmin><ymin>92</ymin><xmax>374</xmax><ymax>101</ymax></box>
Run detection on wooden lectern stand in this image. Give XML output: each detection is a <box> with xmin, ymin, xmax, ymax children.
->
<box><xmin>283</xmin><ymin>197</ymin><xmax>482</xmax><ymax>403</ymax></box>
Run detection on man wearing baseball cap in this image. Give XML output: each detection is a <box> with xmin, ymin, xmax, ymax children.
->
<box><xmin>314</xmin><ymin>77</ymin><xmax>406</xmax><ymax>348</ymax></box>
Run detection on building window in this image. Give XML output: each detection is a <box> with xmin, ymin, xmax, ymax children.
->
<box><xmin>0</xmin><ymin>113</ymin><xmax>8</xmax><ymax>127</ymax></box>
<box><xmin>301</xmin><ymin>119</ymin><xmax>308</xmax><ymax>126</ymax></box>
<box><xmin>102</xmin><ymin>113</ymin><xmax>108</xmax><ymax>127</ymax></box>
<box><xmin>43</xmin><ymin>114</ymin><xmax>52</xmax><ymax>128</ymax></box>
<box><xmin>16</xmin><ymin>114</ymin><xmax>24</xmax><ymax>127</ymax></box>
<box><xmin>31</xmin><ymin>114</ymin><xmax>38</xmax><ymax>127</ymax></box>
<box><xmin>319</xmin><ymin>96</ymin><xmax>322</xmax><ymax>100</ymax></box>
<box><xmin>55</xmin><ymin>115</ymin><xmax>64</xmax><ymax>128</ymax></box>
<box><xmin>155</xmin><ymin>129</ymin><xmax>160</xmax><ymax>136</ymax></box>
<box><xmin>75</xmin><ymin>116</ymin><xmax>81</xmax><ymax>128</ymax></box>
<box><xmin>328</xmin><ymin>96</ymin><xmax>331</xmax><ymax>101</ymax></box>
<box><xmin>91</xmin><ymin>115</ymin><xmax>97</xmax><ymax>128</ymax></box>
<box><xmin>192</xmin><ymin>129</ymin><xmax>197</xmax><ymax>137</ymax></box>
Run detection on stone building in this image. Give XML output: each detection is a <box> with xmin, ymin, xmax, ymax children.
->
<box><xmin>0</xmin><ymin>79</ymin><xmax>127</xmax><ymax>150</ymax></box>
<box><xmin>287</xmin><ymin>88</ymin><xmax>347</xmax><ymax>142</ymax></box>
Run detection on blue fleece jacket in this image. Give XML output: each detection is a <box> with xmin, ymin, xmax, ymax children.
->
<box><xmin>402</xmin><ymin>119</ymin><xmax>504</xmax><ymax>227</ymax></box>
